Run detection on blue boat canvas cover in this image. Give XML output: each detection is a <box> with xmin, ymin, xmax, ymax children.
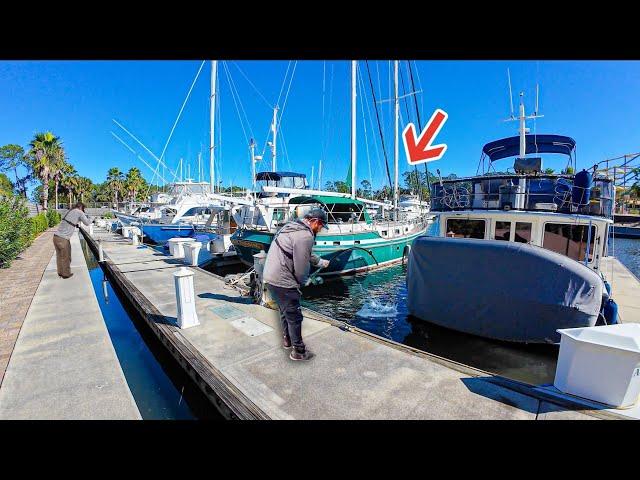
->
<box><xmin>406</xmin><ymin>236</ymin><xmax>604</xmax><ymax>343</ymax></box>
<box><xmin>482</xmin><ymin>134</ymin><xmax>576</xmax><ymax>162</ymax></box>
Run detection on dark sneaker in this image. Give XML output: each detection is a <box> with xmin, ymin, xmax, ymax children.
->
<box><xmin>289</xmin><ymin>349</ymin><xmax>314</xmax><ymax>361</ymax></box>
<box><xmin>60</xmin><ymin>273</ymin><xmax>74</xmax><ymax>279</ymax></box>
<box><xmin>283</xmin><ymin>336</ymin><xmax>292</xmax><ymax>349</ymax></box>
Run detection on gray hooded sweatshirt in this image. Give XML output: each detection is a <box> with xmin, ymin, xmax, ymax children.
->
<box><xmin>263</xmin><ymin>220</ymin><xmax>322</xmax><ymax>289</ymax></box>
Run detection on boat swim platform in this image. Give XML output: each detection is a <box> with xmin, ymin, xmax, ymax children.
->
<box><xmin>0</xmin><ymin>230</ymin><xmax>141</xmax><ymax>420</ymax></box>
<box><xmin>82</xmin><ymin>227</ymin><xmax>632</xmax><ymax>420</ymax></box>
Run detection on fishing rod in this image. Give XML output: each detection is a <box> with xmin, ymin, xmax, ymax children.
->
<box><xmin>307</xmin><ymin>246</ymin><xmax>379</xmax><ymax>284</ymax></box>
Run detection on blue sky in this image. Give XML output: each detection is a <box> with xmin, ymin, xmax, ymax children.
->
<box><xmin>2</xmin><ymin>60</ymin><xmax>640</xmax><ymax>193</ymax></box>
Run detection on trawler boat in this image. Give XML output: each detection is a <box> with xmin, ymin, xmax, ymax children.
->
<box><xmin>407</xmin><ymin>94</ymin><xmax>618</xmax><ymax>343</ymax></box>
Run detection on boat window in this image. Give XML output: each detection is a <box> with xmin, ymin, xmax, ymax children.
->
<box><xmin>514</xmin><ymin>222</ymin><xmax>532</xmax><ymax>243</ymax></box>
<box><xmin>382</xmin><ymin>230</ymin><xmax>388</xmax><ymax>236</ymax></box>
<box><xmin>445</xmin><ymin>219</ymin><xmax>486</xmax><ymax>239</ymax></box>
<box><xmin>326</xmin><ymin>203</ymin><xmax>366</xmax><ymax>223</ymax></box>
<box><xmin>273</xmin><ymin>208</ymin><xmax>287</xmax><ymax>221</ymax></box>
<box><xmin>543</xmin><ymin>223</ymin><xmax>596</xmax><ymax>262</ymax></box>
<box><xmin>395</xmin><ymin>229</ymin><xmax>400</xmax><ymax>234</ymax></box>
<box><xmin>494</xmin><ymin>221</ymin><xmax>511</xmax><ymax>241</ymax></box>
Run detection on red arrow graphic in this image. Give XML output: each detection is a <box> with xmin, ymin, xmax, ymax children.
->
<box><xmin>403</xmin><ymin>109</ymin><xmax>448</xmax><ymax>165</ymax></box>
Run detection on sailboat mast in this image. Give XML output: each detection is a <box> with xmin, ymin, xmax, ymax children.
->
<box><xmin>250</xmin><ymin>139</ymin><xmax>257</xmax><ymax>190</ymax></box>
<box><xmin>271</xmin><ymin>106</ymin><xmax>279</xmax><ymax>171</ymax></box>
<box><xmin>210</xmin><ymin>60</ymin><xmax>217</xmax><ymax>193</ymax></box>
<box><xmin>394</xmin><ymin>60</ymin><xmax>399</xmax><ymax>213</ymax></box>
<box><xmin>518</xmin><ymin>92</ymin><xmax>526</xmax><ymax>157</ymax></box>
<box><xmin>351</xmin><ymin>60</ymin><xmax>357</xmax><ymax>199</ymax></box>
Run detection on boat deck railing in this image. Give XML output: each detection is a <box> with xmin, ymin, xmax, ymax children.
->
<box><xmin>431</xmin><ymin>176</ymin><xmax>614</xmax><ymax>218</ymax></box>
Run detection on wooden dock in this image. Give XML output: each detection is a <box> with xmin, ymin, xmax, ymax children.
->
<box><xmin>83</xmin><ymin>226</ymin><xmax>631</xmax><ymax>420</ymax></box>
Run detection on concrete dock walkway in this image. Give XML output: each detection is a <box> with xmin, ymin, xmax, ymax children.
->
<box><xmin>0</xmin><ymin>227</ymin><xmax>57</xmax><ymax>384</ymax></box>
<box><xmin>0</xmin><ymin>230</ymin><xmax>141</xmax><ymax>419</ymax></box>
<box><xmin>601</xmin><ymin>256</ymin><xmax>640</xmax><ymax>324</ymax></box>
<box><xmin>86</xmin><ymin>227</ymin><xmax>619</xmax><ymax>420</ymax></box>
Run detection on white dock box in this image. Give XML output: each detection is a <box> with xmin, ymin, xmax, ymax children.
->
<box><xmin>167</xmin><ymin>238</ymin><xmax>194</xmax><ymax>259</ymax></box>
<box><xmin>554</xmin><ymin>324</ymin><xmax>640</xmax><ymax>408</ymax></box>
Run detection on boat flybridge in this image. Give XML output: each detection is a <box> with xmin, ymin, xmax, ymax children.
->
<box><xmin>431</xmin><ymin>135</ymin><xmax>615</xmax><ymax>273</ymax></box>
<box><xmin>407</xmin><ymin>92</ymin><xmax>619</xmax><ymax>344</ymax></box>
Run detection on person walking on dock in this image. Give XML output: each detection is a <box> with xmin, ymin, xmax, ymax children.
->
<box><xmin>263</xmin><ymin>208</ymin><xmax>330</xmax><ymax>361</ymax></box>
<box><xmin>53</xmin><ymin>202</ymin><xmax>92</xmax><ymax>279</ymax></box>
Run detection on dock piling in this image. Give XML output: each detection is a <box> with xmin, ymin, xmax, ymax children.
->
<box><xmin>173</xmin><ymin>267</ymin><xmax>200</xmax><ymax>329</ymax></box>
<box><xmin>98</xmin><ymin>240</ymin><xmax>104</xmax><ymax>262</ymax></box>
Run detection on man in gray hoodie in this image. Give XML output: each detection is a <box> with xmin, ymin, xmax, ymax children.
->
<box><xmin>53</xmin><ymin>202</ymin><xmax>92</xmax><ymax>278</ymax></box>
<box><xmin>263</xmin><ymin>208</ymin><xmax>330</xmax><ymax>361</ymax></box>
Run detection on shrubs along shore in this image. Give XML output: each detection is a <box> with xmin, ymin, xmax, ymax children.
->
<box><xmin>0</xmin><ymin>195</ymin><xmax>61</xmax><ymax>268</ymax></box>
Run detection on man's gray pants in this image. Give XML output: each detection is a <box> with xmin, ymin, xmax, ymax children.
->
<box><xmin>266</xmin><ymin>284</ymin><xmax>305</xmax><ymax>352</ymax></box>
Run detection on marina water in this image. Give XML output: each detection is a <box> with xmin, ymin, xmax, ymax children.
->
<box><xmin>80</xmin><ymin>239</ymin><xmax>221</xmax><ymax>419</ymax></box>
<box><xmin>303</xmin><ymin>225</ymin><xmax>640</xmax><ymax>385</ymax></box>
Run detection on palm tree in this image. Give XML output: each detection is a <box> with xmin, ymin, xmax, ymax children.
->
<box><xmin>125</xmin><ymin>167</ymin><xmax>144</xmax><ymax>206</ymax></box>
<box><xmin>76</xmin><ymin>177</ymin><xmax>93</xmax><ymax>203</ymax></box>
<box><xmin>59</xmin><ymin>167</ymin><xmax>78</xmax><ymax>207</ymax></box>
<box><xmin>51</xmin><ymin>154</ymin><xmax>72</xmax><ymax>210</ymax></box>
<box><xmin>63</xmin><ymin>174</ymin><xmax>80</xmax><ymax>206</ymax></box>
<box><xmin>27</xmin><ymin>132</ymin><xmax>63</xmax><ymax>211</ymax></box>
<box><xmin>106</xmin><ymin>167</ymin><xmax>124</xmax><ymax>207</ymax></box>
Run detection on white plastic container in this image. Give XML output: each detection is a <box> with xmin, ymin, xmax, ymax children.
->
<box><xmin>183</xmin><ymin>242</ymin><xmax>202</xmax><ymax>266</ymax></box>
<box><xmin>554</xmin><ymin>324</ymin><xmax>640</xmax><ymax>408</ymax></box>
<box><xmin>167</xmin><ymin>238</ymin><xmax>194</xmax><ymax>259</ymax></box>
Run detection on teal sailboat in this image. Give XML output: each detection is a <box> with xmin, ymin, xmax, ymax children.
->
<box><xmin>230</xmin><ymin>60</ymin><xmax>429</xmax><ymax>275</ymax></box>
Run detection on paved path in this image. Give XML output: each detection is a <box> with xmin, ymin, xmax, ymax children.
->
<box><xmin>0</xmin><ymin>228</ymin><xmax>57</xmax><ymax>385</ymax></box>
<box><xmin>0</xmin><ymin>230</ymin><xmax>141</xmax><ymax>419</ymax></box>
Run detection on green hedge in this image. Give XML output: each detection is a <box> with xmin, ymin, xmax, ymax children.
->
<box><xmin>46</xmin><ymin>209</ymin><xmax>61</xmax><ymax>227</ymax></box>
<box><xmin>0</xmin><ymin>198</ymin><xmax>61</xmax><ymax>268</ymax></box>
<box><xmin>1</xmin><ymin>196</ymin><xmax>33</xmax><ymax>268</ymax></box>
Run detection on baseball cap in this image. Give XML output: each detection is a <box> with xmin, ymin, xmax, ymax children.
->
<box><xmin>305</xmin><ymin>208</ymin><xmax>329</xmax><ymax>229</ymax></box>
